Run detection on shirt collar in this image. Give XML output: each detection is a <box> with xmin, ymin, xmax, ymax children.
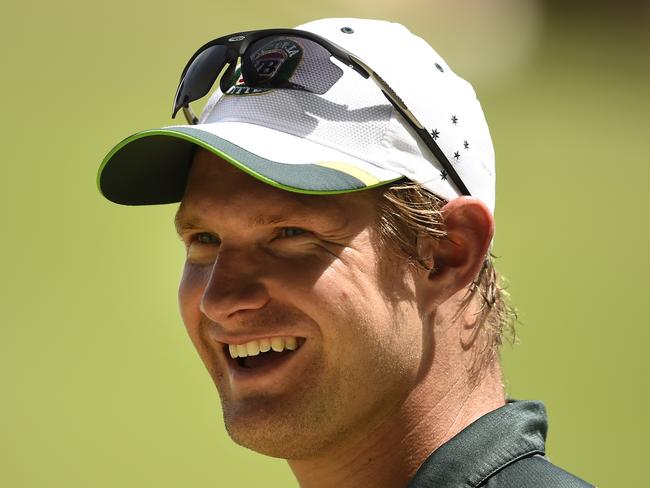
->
<box><xmin>407</xmin><ymin>399</ymin><xmax>547</xmax><ymax>488</ymax></box>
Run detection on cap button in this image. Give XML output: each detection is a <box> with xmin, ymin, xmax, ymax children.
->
<box><xmin>340</xmin><ymin>27</ymin><xmax>354</xmax><ymax>34</ymax></box>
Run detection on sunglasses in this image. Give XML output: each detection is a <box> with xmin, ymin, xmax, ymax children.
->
<box><xmin>172</xmin><ymin>28</ymin><xmax>471</xmax><ymax>196</ymax></box>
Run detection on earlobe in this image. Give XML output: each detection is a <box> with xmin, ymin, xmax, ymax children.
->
<box><xmin>419</xmin><ymin>197</ymin><xmax>494</xmax><ymax>305</ymax></box>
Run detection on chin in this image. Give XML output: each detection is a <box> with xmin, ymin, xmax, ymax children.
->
<box><xmin>224</xmin><ymin>414</ymin><xmax>315</xmax><ymax>459</ymax></box>
<box><xmin>220</xmin><ymin>396</ymin><xmax>341</xmax><ymax>460</ymax></box>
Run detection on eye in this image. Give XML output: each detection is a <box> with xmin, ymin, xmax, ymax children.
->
<box><xmin>191</xmin><ymin>232</ymin><xmax>221</xmax><ymax>245</ymax></box>
<box><xmin>185</xmin><ymin>232</ymin><xmax>220</xmax><ymax>263</ymax></box>
<box><xmin>280</xmin><ymin>227</ymin><xmax>307</xmax><ymax>238</ymax></box>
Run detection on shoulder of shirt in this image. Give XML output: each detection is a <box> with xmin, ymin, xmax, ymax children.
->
<box><xmin>479</xmin><ymin>454</ymin><xmax>596</xmax><ymax>488</ymax></box>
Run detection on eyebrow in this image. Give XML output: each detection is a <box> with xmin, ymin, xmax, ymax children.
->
<box><xmin>174</xmin><ymin>207</ymin><xmax>295</xmax><ymax>237</ymax></box>
<box><xmin>174</xmin><ymin>207</ymin><xmax>189</xmax><ymax>236</ymax></box>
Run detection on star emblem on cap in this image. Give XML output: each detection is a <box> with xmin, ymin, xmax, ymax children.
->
<box><xmin>430</xmin><ymin>129</ymin><xmax>440</xmax><ymax>140</ymax></box>
<box><xmin>453</xmin><ymin>151</ymin><xmax>460</xmax><ymax>160</ymax></box>
<box><xmin>463</xmin><ymin>140</ymin><xmax>469</xmax><ymax>149</ymax></box>
<box><xmin>440</xmin><ymin>170</ymin><xmax>448</xmax><ymax>181</ymax></box>
<box><xmin>451</xmin><ymin>115</ymin><xmax>458</xmax><ymax>125</ymax></box>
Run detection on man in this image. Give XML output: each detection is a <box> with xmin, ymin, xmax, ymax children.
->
<box><xmin>97</xmin><ymin>18</ymin><xmax>594</xmax><ymax>488</ymax></box>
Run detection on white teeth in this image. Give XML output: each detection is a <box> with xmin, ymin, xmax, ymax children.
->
<box><xmin>228</xmin><ymin>337</ymin><xmax>302</xmax><ymax>358</ymax></box>
<box><xmin>246</xmin><ymin>341</ymin><xmax>260</xmax><ymax>356</ymax></box>
<box><xmin>271</xmin><ymin>337</ymin><xmax>284</xmax><ymax>352</ymax></box>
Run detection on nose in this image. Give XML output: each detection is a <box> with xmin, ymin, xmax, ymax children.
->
<box><xmin>199</xmin><ymin>246</ymin><xmax>270</xmax><ymax>323</ymax></box>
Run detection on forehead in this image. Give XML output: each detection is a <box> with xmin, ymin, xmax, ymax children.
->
<box><xmin>176</xmin><ymin>149</ymin><xmax>381</xmax><ymax>229</ymax></box>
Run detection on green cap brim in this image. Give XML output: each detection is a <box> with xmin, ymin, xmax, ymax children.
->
<box><xmin>97</xmin><ymin>126</ymin><xmax>400</xmax><ymax>205</ymax></box>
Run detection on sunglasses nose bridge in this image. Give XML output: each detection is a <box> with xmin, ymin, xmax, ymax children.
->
<box><xmin>215</xmin><ymin>41</ymin><xmax>248</xmax><ymax>92</ymax></box>
<box><xmin>219</xmin><ymin>60</ymin><xmax>238</xmax><ymax>93</ymax></box>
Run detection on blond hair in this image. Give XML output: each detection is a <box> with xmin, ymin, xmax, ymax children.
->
<box><xmin>373</xmin><ymin>181</ymin><xmax>518</xmax><ymax>378</ymax></box>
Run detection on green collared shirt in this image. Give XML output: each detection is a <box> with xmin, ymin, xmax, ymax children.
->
<box><xmin>407</xmin><ymin>400</ymin><xmax>595</xmax><ymax>488</ymax></box>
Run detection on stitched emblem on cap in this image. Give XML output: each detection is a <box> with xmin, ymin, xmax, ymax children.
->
<box><xmin>223</xmin><ymin>38</ymin><xmax>303</xmax><ymax>96</ymax></box>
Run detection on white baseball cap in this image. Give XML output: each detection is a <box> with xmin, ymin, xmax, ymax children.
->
<box><xmin>97</xmin><ymin>18</ymin><xmax>496</xmax><ymax>213</ymax></box>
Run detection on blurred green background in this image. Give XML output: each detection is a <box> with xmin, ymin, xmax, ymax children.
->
<box><xmin>2</xmin><ymin>0</ymin><xmax>648</xmax><ymax>486</ymax></box>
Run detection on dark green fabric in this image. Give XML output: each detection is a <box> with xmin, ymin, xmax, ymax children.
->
<box><xmin>172</xmin><ymin>126</ymin><xmax>368</xmax><ymax>192</ymax></box>
<box><xmin>483</xmin><ymin>454</ymin><xmax>594</xmax><ymax>488</ymax></box>
<box><xmin>407</xmin><ymin>400</ymin><xmax>595</xmax><ymax>488</ymax></box>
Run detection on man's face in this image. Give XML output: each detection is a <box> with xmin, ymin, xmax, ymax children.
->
<box><xmin>177</xmin><ymin>150</ymin><xmax>428</xmax><ymax>459</ymax></box>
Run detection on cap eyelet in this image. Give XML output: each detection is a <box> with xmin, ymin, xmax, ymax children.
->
<box><xmin>435</xmin><ymin>63</ymin><xmax>444</xmax><ymax>73</ymax></box>
<box><xmin>341</xmin><ymin>27</ymin><xmax>354</xmax><ymax>34</ymax></box>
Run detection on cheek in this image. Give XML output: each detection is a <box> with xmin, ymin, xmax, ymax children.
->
<box><xmin>307</xmin><ymin>256</ymin><xmax>392</xmax><ymax>342</ymax></box>
<box><xmin>177</xmin><ymin>263</ymin><xmax>221</xmax><ymax>374</ymax></box>
<box><xmin>178</xmin><ymin>263</ymin><xmax>208</xmax><ymax>330</ymax></box>
<box><xmin>312</xmin><ymin>254</ymin><xmax>422</xmax><ymax>366</ymax></box>
<box><xmin>308</xmin><ymin>264</ymin><xmax>423</xmax><ymax>412</ymax></box>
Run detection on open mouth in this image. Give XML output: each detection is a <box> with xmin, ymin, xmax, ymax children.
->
<box><xmin>224</xmin><ymin>337</ymin><xmax>306</xmax><ymax>371</ymax></box>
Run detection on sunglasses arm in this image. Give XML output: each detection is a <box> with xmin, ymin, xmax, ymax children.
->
<box><xmin>358</xmin><ymin>64</ymin><xmax>471</xmax><ymax>196</ymax></box>
<box><xmin>182</xmin><ymin>106</ymin><xmax>199</xmax><ymax>125</ymax></box>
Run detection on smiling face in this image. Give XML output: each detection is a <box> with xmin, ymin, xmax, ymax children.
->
<box><xmin>176</xmin><ymin>149</ymin><xmax>428</xmax><ymax>460</ymax></box>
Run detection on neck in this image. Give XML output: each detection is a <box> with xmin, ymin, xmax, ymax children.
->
<box><xmin>287</xmin><ymin>362</ymin><xmax>505</xmax><ymax>488</ymax></box>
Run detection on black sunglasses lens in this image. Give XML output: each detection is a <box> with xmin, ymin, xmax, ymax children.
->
<box><xmin>173</xmin><ymin>44</ymin><xmax>229</xmax><ymax>115</ymax></box>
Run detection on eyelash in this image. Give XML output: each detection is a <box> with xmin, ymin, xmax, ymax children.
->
<box><xmin>187</xmin><ymin>227</ymin><xmax>308</xmax><ymax>245</ymax></box>
<box><xmin>280</xmin><ymin>227</ymin><xmax>307</xmax><ymax>238</ymax></box>
<box><xmin>192</xmin><ymin>232</ymin><xmax>220</xmax><ymax>245</ymax></box>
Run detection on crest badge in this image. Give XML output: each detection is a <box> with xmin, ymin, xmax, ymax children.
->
<box><xmin>223</xmin><ymin>38</ymin><xmax>303</xmax><ymax>96</ymax></box>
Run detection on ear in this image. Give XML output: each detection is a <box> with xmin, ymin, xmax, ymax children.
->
<box><xmin>416</xmin><ymin>197</ymin><xmax>494</xmax><ymax>309</ymax></box>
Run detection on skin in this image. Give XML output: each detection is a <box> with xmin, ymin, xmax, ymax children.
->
<box><xmin>176</xmin><ymin>149</ymin><xmax>505</xmax><ymax>488</ymax></box>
